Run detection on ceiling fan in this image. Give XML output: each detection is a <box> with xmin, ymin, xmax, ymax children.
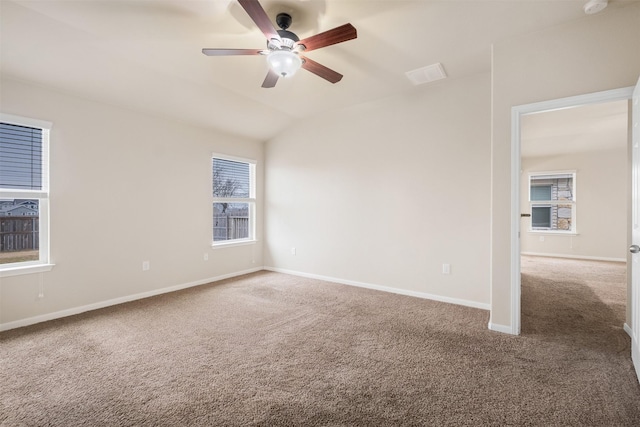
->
<box><xmin>202</xmin><ymin>0</ymin><xmax>357</xmax><ymax>88</ymax></box>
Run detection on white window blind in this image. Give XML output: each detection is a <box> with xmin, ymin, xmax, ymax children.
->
<box><xmin>0</xmin><ymin>123</ymin><xmax>43</xmax><ymax>190</ymax></box>
<box><xmin>212</xmin><ymin>158</ymin><xmax>250</xmax><ymax>198</ymax></box>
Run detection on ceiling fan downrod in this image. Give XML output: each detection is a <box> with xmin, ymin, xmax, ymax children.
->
<box><xmin>269</xmin><ymin>13</ymin><xmax>299</xmax><ymax>50</ymax></box>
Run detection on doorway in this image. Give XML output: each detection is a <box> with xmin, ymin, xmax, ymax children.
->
<box><xmin>509</xmin><ymin>86</ymin><xmax>635</xmax><ymax>336</ymax></box>
<box><xmin>519</xmin><ymin>99</ymin><xmax>629</xmax><ymax>335</ymax></box>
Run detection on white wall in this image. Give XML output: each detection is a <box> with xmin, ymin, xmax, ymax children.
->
<box><xmin>264</xmin><ymin>73</ymin><xmax>491</xmax><ymax>307</ymax></box>
<box><xmin>0</xmin><ymin>77</ymin><xmax>263</xmax><ymax>328</ymax></box>
<box><xmin>520</xmin><ymin>148</ymin><xmax>627</xmax><ymax>260</ymax></box>
<box><xmin>491</xmin><ymin>3</ymin><xmax>640</xmax><ymax>330</ymax></box>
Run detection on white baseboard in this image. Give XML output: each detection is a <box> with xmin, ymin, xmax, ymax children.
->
<box><xmin>488</xmin><ymin>322</ymin><xmax>516</xmax><ymax>335</ymax></box>
<box><xmin>0</xmin><ymin>267</ymin><xmax>263</xmax><ymax>332</ymax></box>
<box><xmin>2</xmin><ymin>266</ymin><xmax>491</xmax><ymax>332</ymax></box>
<box><xmin>264</xmin><ymin>266</ymin><xmax>490</xmax><ymax>311</ymax></box>
<box><xmin>490</xmin><ymin>321</ymin><xmax>631</xmax><ymax>337</ymax></box>
<box><xmin>521</xmin><ymin>252</ymin><xmax>626</xmax><ymax>263</ymax></box>
<box><xmin>624</xmin><ymin>323</ymin><xmax>633</xmax><ymax>338</ymax></box>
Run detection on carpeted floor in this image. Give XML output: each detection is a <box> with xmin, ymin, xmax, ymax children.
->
<box><xmin>1</xmin><ymin>257</ymin><xmax>639</xmax><ymax>426</ymax></box>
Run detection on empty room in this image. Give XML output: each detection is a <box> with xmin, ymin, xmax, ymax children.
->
<box><xmin>1</xmin><ymin>0</ymin><xmax>640</xmax><ymax>425</ymax></box>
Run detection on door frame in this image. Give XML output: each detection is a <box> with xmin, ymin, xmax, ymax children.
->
<box><xmin>510</xmin><ymin>86</ymin><xmax>634</xmax><ymax>335</ymax></box>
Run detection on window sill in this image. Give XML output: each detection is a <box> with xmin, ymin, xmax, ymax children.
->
<box><xmin>527</xmin><ymin>231</ymin><xmax>579</xmax><ymax>236</ymax></box>
<box><xmin>212</xmin><ymin>239</ymin><xmax>257</xmax><ymax>249</ymax></box>
<box><xmin>0</xmin><ymin>263</ymin><xmax>55</xmax><ymax>278</ymax></box>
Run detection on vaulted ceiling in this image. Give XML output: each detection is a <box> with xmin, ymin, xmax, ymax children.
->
<box><xmin>0</xmin><ymin>0</ymin><xmax>633</xmax><ymax>141</ymax></box>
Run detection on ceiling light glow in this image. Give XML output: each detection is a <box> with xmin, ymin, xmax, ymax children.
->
<box><xmin>584</xmin><ymin>0</ymin><xmax>608</xmax><ymax>15</ymax></box>
<box><xmin>267</xmin><ymin>50</ymin><xmax>302</xmax><ymax>78</ymax></box>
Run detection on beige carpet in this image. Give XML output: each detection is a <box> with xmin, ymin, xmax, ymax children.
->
<box><xmin>1</xmin><ymin>258</ymin><xmax>639</xmax><ymax>426</ymax></box>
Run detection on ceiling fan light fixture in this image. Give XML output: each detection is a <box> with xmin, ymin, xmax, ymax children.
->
<box><xmin>267</xmin><ymin>50</ymin><xmax>302</xmax><ymax>78</ymax></box>
<box><xmin>584</xmin><ymin>0</ymin><xmax>608</xmax><ymax>14</ymax></box>
<box><xmin>202</xmin><ymin>1</ymin><xmax>357</xmax><ymax>87</ymax></box>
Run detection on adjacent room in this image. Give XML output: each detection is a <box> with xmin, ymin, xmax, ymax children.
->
<box><xmin>2</xmin><ymin>0</ymin><xmax>640</xmax><ymax>425</ymax></box>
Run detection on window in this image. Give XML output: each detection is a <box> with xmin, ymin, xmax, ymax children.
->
<box><xmin>528</xmin><ymin>172</ymin><xmax>576</xmax><ymax>233</ymax></box>
<box><xmin>0</xmin><ymin>114</ymin><xmax>52</xmax><ymax>275</ymax></box>
<box><xmin>212</xmin><ymin>155</ymin><xmax>255</xmax><ymax>245</ymax></box>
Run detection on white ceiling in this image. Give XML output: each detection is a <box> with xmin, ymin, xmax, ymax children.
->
<box><xmin>521</xmin><ymin>99</ymin><xmax>629</xmax><ymax>158</ymax></box>
<box><xmin>0</xmin><ymin>0</ymin><xmax>635</xmax><ymax>141</ymax></box>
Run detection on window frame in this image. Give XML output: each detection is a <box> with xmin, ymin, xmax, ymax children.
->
<box><xmin>0</xmin><ymin>113</ymin><xmax>54</xmax><ymax>277</ymax></box>
<box><xmin>528</xmin><ymin>170</ymin><xmax>577</xmax><ymax>235</ymax></box>
<box><xmin>211</xmin><ymin>153</ymin><xmax>256</xmax><ymax>248</ymax></box>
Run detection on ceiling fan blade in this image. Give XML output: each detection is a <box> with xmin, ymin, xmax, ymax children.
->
<box><xmin>262</xmin><ymin>69</ymin><xmax>279</xmax><ymax>88</ymax></box>
<box><xmin>300</xmin><ymin>56</ymin><xmax>343</xmax><ymax>84</ymax></box>
<box><xmin>238</xmin><ymin>0</ymin><xmax>281</xmax><ymax>43</ymax></box>
<box><xmin>296</xmin><ymin>23</ymin><xmax>357</xmax><ymax>52</ymax></box>
<box><xmin>202</xmin><ymin>48</ymin><xmax>264</xmax><ymax>56</ymax></box>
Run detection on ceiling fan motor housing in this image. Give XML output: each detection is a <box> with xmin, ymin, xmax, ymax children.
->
<box><xmin>268</xmin><ymin>13</ymin><xmax>299</xmax><ymax>50</ymax></box>
<box><xmin>277</xmin><ymin>30</ymin><xmax>298</xmax><ymax>44</ymax></box>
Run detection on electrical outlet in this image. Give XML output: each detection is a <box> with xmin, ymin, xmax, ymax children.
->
<box><xmin>203</xmin><ymin>253</ymin><xmax>209</xmax><ymax>261</ymax></box>
<box><xmin>442</xmin><ymin>263</ymin><xmax>451</xmax><ymax>275</ymax></box>
<box><xmin>291</xmin><ymin>247</ymin><xmax>296</xmax><ymax>255</ymax></box>
<box><xmin>539</xmin><ymin>236</ymin><xmax>545</xmax><ymax>242</ymax></box>
<box><xmin>142</xmin><ymin>261</ymin><xmax>150</xmax><ymax>271</ymax></box>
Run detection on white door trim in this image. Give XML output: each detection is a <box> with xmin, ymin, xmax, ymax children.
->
<box><xmin>510</xmin><ymin>86</ymin><xmax>634</xmax><ymax>336</ymax></box>
<box><xmin>630</xmin><ymin>77</ymin><xmax>640</xmax><ymax>382</ymax></box>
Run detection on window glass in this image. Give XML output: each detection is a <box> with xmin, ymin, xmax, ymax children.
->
<box><xmin>531</xmin><ymin>206</ymin><xmax>551</xmax><ymax>228</ymax></box>
<box><xmin>0</xmin><ymin>199</ymin><xmax>39</xmax><ymax>264</ymax></box>
<box><xmin>530</xmin><ymin>185</ymin><xmax>551</xmax><ymax>201</ymax></box>
<box><xmin>213</xmin><ymin>202</ymin><xmax>250</xmax><ymax>241</ymax></box>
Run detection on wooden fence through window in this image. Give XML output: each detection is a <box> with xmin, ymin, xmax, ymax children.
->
<box><xmin>214</xmin><ymin>215</ymin><xmax>249</xmax><ymax>241</ymax></box>
<box><xmin>0</xmin><ymin>217</ymin><xmax>39</xmax><ymax>252</ymax></box>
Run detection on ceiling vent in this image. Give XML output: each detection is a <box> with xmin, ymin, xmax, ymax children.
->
<box><xmin>405</xmin><ymin>63</ymin><xmax>447</xmax><ymax>86</ymax></box>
